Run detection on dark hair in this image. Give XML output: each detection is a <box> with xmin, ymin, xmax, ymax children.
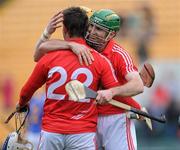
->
<box><xmin>63</xmin><ymin>7</ymin><xmax>88</xmax><ymax>38</ymax></box>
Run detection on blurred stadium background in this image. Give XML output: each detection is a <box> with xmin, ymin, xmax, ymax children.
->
<box><xmin>0</xmin><ymin>0</ymin><xmax>179</xmax><ymax>149</ymax></box>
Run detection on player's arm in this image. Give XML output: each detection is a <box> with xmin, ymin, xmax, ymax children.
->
<box><xmin>34</xmin><ymin>10</ymin><xmax>63</xmax><ymax>61</ymax></box>
<box><xmin>18</xmin><ymin>59</ymin><xmax>47</xmax><ymax>108</ymax></box>
<box><xmin>34</xmin><ymin>11</ymin><xmax>94</xmax><ymax>65</ymax></box>
<box><xmin>96</xmin><ymin>71</ymin><xmax>144</xmax><ymax>103</ymax></box>
<box><xmin>107</xmin><ymin>71</ymin><xmax>144</xmax><ymax>97</ymax></box>
<box><xmin>35</xmin><ymin>39</ymin><xmax>69</xmax><ymax>62</ymax></box>
<box><xmin>36</xmin><ymin>40</ymin><xmax>94</xmax><ymax>65</ymax></box>
<box><xmin>96</xmin><ymin>53</ymin><xmax>144</xmax><ymax>103</ymax></box>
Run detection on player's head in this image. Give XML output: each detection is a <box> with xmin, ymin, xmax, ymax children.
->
<box><xmin>63</xmin><ymin>7</ymin><xmax>88</xmax><ymax>39</ymax></box>
<box><xmin>85</xmin><ymin>9</ymin><xmax>121</xmax><ymax>52</ymax></box>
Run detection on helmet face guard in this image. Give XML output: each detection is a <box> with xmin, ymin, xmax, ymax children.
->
<box><xmin>85</xmin><ymin>22</ymin><xmax>112</xmax><ymax>51</ymax></box>
<box><xmin>2</xmin><ymin>107</ymin><xmax>34</xmax><ymax>150</ymax></box>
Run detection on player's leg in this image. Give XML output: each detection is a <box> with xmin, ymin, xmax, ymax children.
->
<box><xmin>97</xmin><ymin>114</ymin><xmax>137</xmax><ymax>150</ymax></box>
<box><xmin>65</xmin><ymin>132</ymin><xmax>97</xmax><ymax>150</ymax></box>
<box><xmin>38</xmin><ymin>130</ymin><xmax>65</xmax><ymax>150</ymax></box>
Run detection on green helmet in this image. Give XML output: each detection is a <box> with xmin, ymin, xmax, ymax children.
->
<box><xmin>90</xmin><ymin>9</ymin><xmax>120</xmax><ymax>32</ymax></box>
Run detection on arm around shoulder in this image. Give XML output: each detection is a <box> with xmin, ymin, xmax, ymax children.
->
<box><xmin>34</xmin><ymin>40</ymin><xmax>70</xmax><ymax>62</ymax></box>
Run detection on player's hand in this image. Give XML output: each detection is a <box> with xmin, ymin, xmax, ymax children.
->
<box><xmin>16</xmin><ymin>103</ymin><xmax>29</xmax><ymax>113</ymax></box>
<box><xmin>138</xmin><ymin>107</ymin><xmax>148</xmax><ymax>120</ymax></box>
<box><xmin>69</xmin><ymin>42</ymin><xmax>94</xmax><ymax>66</ymax></box>
<box><xmin>137</xmin><ymin>114</ymin><xmax>144</xmax><ymax>121</ymax></box>
<box><xmin>126</xmin><ymin>113</ymin><xmax>144</xmax><ymax>120</ymax></box>
<box><xmin>96</xmin><ymin>89</ymin><xmax>113</xmax><ymax>104</ymax></box>
<box><xmin>45</xmin><ymin>10</ymin><xmax>64</xmax><ymax>35</ymax></box>
<box><xmin>127</xmin><ymin>107</ymin><xmax>147</xmax><ymax>121</ymax></box>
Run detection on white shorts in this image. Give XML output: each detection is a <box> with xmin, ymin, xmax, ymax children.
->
<box><xmin>25</xmin><ymin>132</ymin><xmax>41</xmax><ymax>150</ymax></box>
<box><xmin>97</xmin><ymin>113</ymin><xmax>137</xmax><ymax>150</ymax></box>
<box><xmin>38</xmin><ymin>130</ymin><xmax>97</xmax><ymax>150</ymax></box>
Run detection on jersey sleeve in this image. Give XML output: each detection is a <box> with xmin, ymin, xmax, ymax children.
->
<box><xmin>19</xmin><ymin>58</ymin><xmax>48</xmax><ymax>107</ymax></box>
<box><xmin>99</xmin><ymin>55</ymin><xmax>119</xmax><ymax>88</ymax></box>
<box><xmin>115</xmin><ymin>49</ymin><xmax>138</xmax><ymax>78</ymax></box>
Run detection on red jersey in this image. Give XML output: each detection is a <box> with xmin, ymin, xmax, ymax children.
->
<box><xmin>98</xmin><ymin>39</ymin><xmax>141</xmax><ymax>115</ymax></box>
<box><xmin>19</xmin><ymin>38</ymin><xmax>119</xmax><ymax>134</ymax></box>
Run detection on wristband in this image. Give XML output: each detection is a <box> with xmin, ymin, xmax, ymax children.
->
<box><xmin>40</xmin><ymin>28</ymin><xmax>51</xmax><ymax>42</ymax></box>
<box><xmin>43</xmin><ymin>28</ymin><xmax>51</xmax><ymax>39</ymax></box>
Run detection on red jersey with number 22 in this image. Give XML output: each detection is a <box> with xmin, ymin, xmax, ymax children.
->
<box><xmin>19</xmin><ymin>38</ymin><xmax>119</xmax><ymax>134</ymax></box>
